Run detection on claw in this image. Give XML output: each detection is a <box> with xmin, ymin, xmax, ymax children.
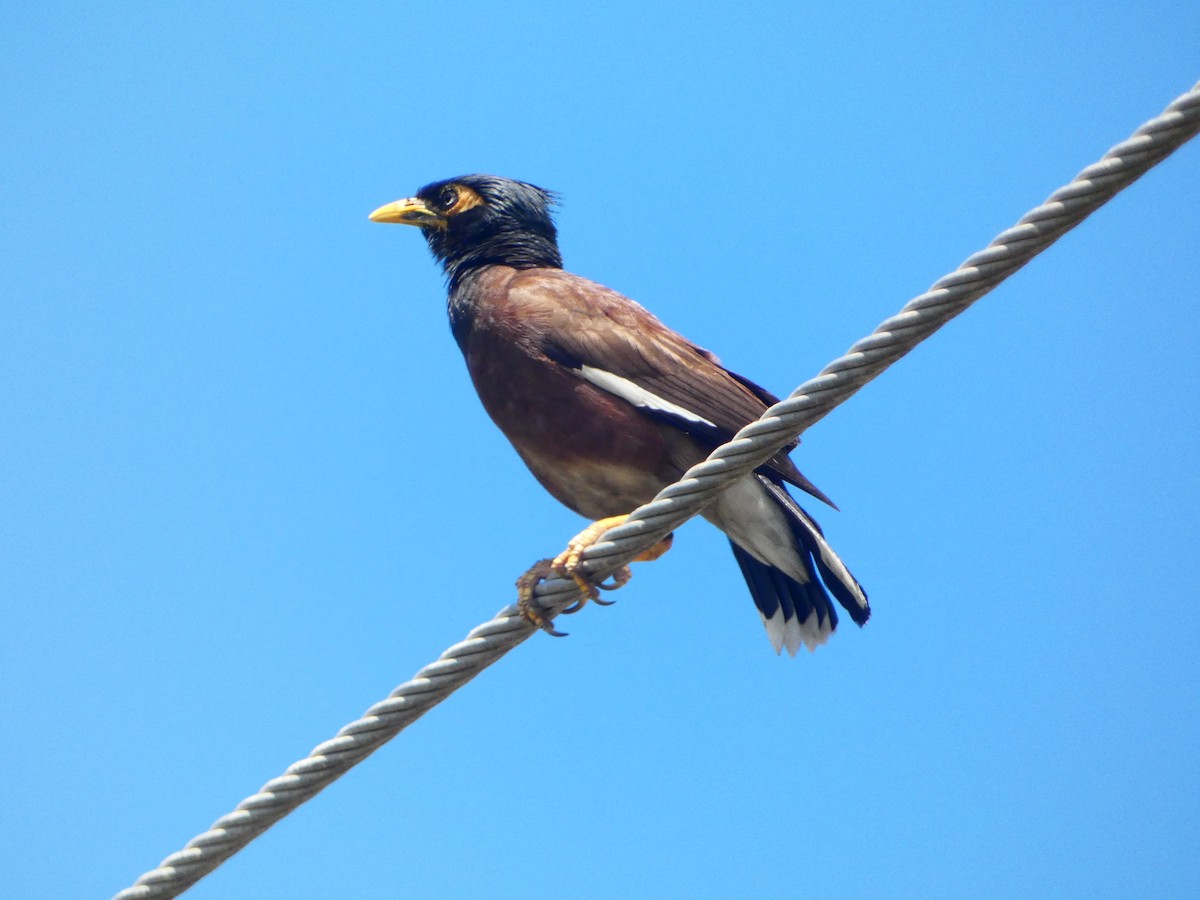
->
<box><xmin>516</xmin><ymin>559</ymin><xmax>569</xmax><ymax>636</ymax></box>
<box><xmin>597</xmin><ymin>565</ymin><xmax>633</xmax><ymax>592</ymax></box>
<box><xmin>515</xmin><ymin>518</ymin><xmax>675</xmax><ymax>636</ymax></box>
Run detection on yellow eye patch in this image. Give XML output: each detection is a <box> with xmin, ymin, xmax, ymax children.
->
<box><xmin>445</xmin><ymin>184</ymin><xmax>485</xmax><ymax>216</ymax></box>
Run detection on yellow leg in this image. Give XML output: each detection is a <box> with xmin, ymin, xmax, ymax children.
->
<box><xmin>516</xmin><ymin>516</ymin><xmax>674</xmax><ymax>634</ymax></box>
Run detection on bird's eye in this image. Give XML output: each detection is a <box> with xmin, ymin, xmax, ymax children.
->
<box><xmin>437</xmin><ymin>186</ymin><xmax>459</xmax><ymax>211</ymax></box>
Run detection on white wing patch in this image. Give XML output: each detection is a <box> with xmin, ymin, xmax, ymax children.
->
<box><xmin>577</xmin><ymin>365</ymin><xmax>716</xmax><ymax>427</ymax></box>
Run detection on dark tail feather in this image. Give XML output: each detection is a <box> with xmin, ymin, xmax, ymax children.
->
<box><xmin>757</xmin><ymin>474</ymin><xmax>870</xmax><ymax>627</ymax></box>
<box><xmin>730</xmin><ymin>541</ymin><xmax>840</xmax><ymax>651</ymax></box>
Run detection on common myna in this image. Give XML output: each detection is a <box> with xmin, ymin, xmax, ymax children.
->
<box><xmin>371</xmin><ymin>175</ymin><xmax>869</xmax><ymax>655</ymax></box>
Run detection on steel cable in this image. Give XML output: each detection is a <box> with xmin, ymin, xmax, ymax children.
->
<box><xmin>114</xmin><ymin>79</ymin><xmax>1199</xmax><ymax>899</ymax></box>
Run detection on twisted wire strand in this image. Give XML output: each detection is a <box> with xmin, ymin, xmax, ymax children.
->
<box><xmin>114</xmin><ymin>80</ymin><xmax>1199</xmax><ymax>899</ymax></box>
<box><xmin>574</xmin><ymin>80</ymin><xmax>1200</xmax><ymax>584</ymax></box>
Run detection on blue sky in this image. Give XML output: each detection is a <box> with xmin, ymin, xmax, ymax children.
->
<box><xmin>3</xmin><ymin>4</ymin><xmax>1198</xmax><ymax>898</ymax></box>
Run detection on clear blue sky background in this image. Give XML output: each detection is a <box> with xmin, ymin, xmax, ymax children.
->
<box><xmin>3</xmin><ymin>5</ymin><xmax>1197</xmax><ymax>898</ymax></box>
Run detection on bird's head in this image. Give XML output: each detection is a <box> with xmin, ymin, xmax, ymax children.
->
<box><xmin>370</xmin><ymin>174</ymin><xmax>563</xmax><ymax>285</ymax></box>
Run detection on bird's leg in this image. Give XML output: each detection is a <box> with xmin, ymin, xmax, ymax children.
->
<box><xmin>516</xmin><ymin>516</ymin><xmax>674</xmax><ymax>634</ymax></box>
<box><xmin>554</xmin><ymin>516</ymin><xmax>673</xmax><ymax>611</ymax></box>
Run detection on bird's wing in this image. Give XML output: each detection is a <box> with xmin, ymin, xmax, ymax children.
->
<box><xmin>507</xmin><ymin>269</ymin><xmax>835</xmax><ymax>506</ymax></box>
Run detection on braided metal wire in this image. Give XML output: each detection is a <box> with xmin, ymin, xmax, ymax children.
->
<box><xmin>577</xmin><ymin>80</ymin><xmax>1200</xmax><ymax>584</ymax></box>
<box><xmin>114</xmin><ymin>80</ymin><xmax>1199</xmax><ymax>899</ymax></box>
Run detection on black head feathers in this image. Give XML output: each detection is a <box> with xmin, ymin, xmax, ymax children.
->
<box><xmin>416</xmin><ymin>175</ymin><xmax>563</xmax><ymax>285</ymax></box>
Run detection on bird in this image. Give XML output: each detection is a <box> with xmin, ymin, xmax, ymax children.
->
<box><xmin>370</xmin><ymin>174</ymin><xmax>869</xmax><ymax>655</ymax></box>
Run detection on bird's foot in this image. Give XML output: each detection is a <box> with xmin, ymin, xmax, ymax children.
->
<box><xmin>516</xmin><ymin>559</ymin><xmax>568</xmax><ymax>637</ymax></box>
<box><xmin>516</xmin><ymin>516</ymin><xmax>674</xmax><ymax>634</ymax></box>
<box><xmin>554</xmin><ymin>516</ymin><xmax>633</xmax><ymax>612</ymax></box>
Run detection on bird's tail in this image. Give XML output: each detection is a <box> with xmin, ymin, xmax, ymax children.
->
<box><xmin>723</xmin><ymin>474</ymin><xmax>869</xmax><ymax>656</ymax></box>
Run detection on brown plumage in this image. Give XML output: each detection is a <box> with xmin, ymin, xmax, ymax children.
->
<box><xmin>371</xmin><ymin>175</ymin><xmax>869</xmax><ymax>655</ymax></box>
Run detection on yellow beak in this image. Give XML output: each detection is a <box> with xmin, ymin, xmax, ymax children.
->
<box><xmin>368</xmin><ymin>197</ymin><xmax>447</xmax><ymax>228</ymax></box>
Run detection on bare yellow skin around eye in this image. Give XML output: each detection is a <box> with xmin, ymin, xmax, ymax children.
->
<box><xmin>445</xmin><ymin>184</ymin><xmax>485</xmax><ymax>216</ymax></box>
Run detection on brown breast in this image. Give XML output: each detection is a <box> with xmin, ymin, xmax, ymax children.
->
<box><xmin>457</xmin><ymin>267</ymin><xmax>684</xmax><ymax>519</ymax></box>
